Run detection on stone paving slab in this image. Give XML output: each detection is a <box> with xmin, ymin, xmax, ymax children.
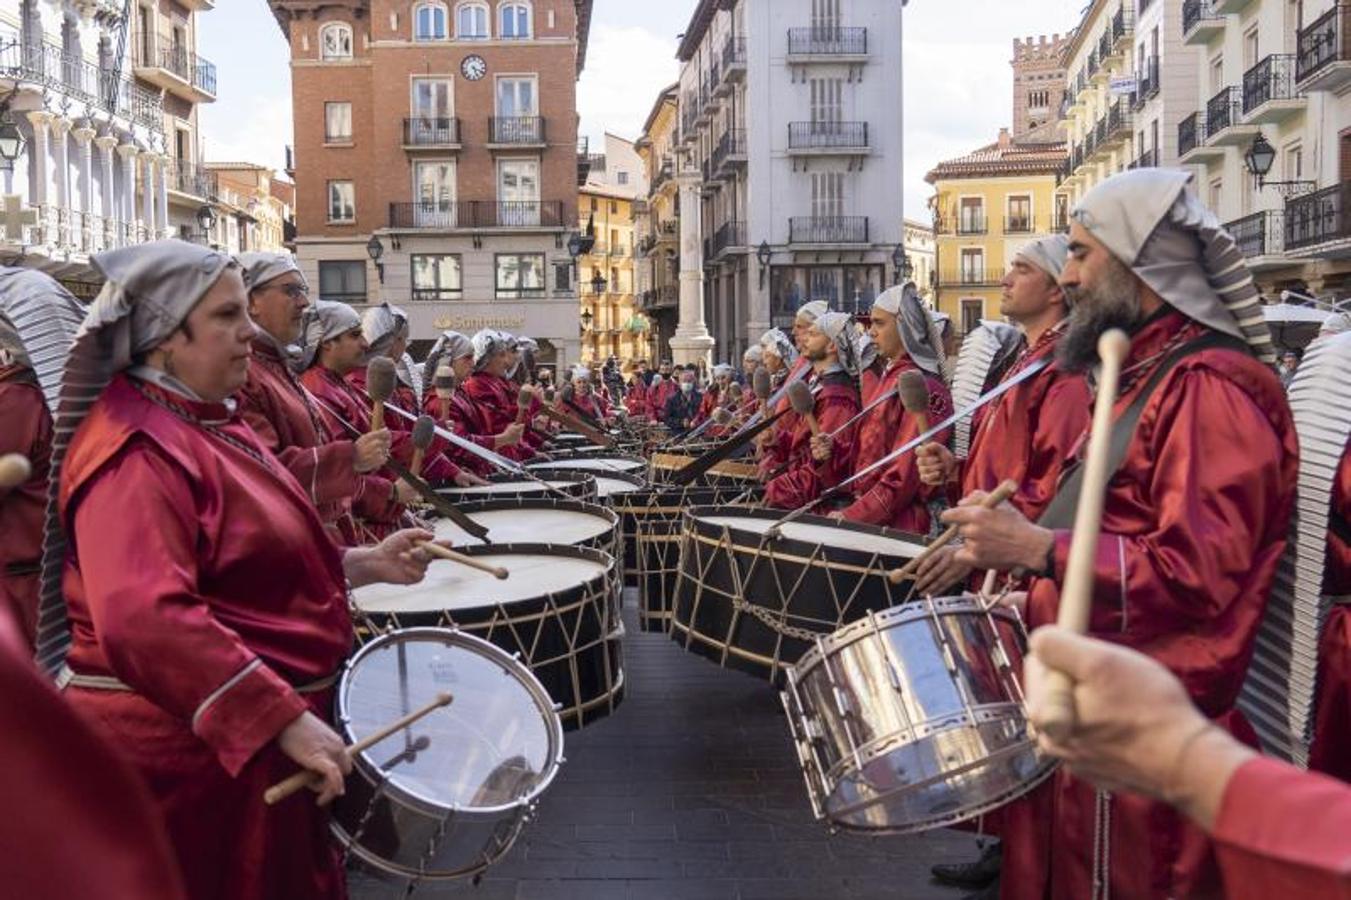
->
<box><xmin>351</xmin><ymin>592</ymin><xmax>981</xmax><ymax>899</ymax></box>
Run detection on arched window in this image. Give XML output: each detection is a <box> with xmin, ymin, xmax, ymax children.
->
<box><xmin>319</xmin><ymin>22</ymin><xmax>353</xmax><ymax>60</ymax></box>
<box><xmin>499</xmin><ymin>2</ymin><xmax>531</xmax><ymax>39</ymax></box>
<box><xmin>456</xmin><ymin>2</ymin><xmax>490</xmax><ymax>40</ymax></box>
<box><xmin>414</xmin><ymin>2</ymin><xmax>448</xmax><ymax>40</ymax></box>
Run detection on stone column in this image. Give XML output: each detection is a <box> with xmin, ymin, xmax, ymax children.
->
<box><xmin>669</xmin><ymin>165</ymin><xmax>715</xmax><ymax>367</ymax></box>
<box><xmin>72</xmin><ymin>125</ymin><xmax>95</xmax><ymax>252</ymax></box>
<box><xmin>140</xmin><ymin>152</ymin><xmax>157</xmax><ymax>237</ymax></box>
<box><xmin>117</xmin><ymin>143</ymin><xmax>140</xmax><ymax>243</ymax></box>
<box><xmin>50</xmin><ymin>118</ymin><xmax>72</xmax><ymax>247</ymax></box>
<box><xmin>25</xmin><ymin>112</ymin><xmax>52</xmax><ymax>245</ymax></box>
<box><xmin>156</xmin><ymin>155</ymin><xmax>171</xmax><ymax>239</ymax></box>
<box><xmin>95</xmin><ymin>136</ymin><xmax>118</xmax><ymax>247</ymax></box>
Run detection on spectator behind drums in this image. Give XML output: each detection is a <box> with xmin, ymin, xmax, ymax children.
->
<box><xmin>1025</xmin><ymin>627</ymin><xmax>1351</xmax><ymax>899</ymax></box>
<box><xmin>646</xmin><ymin>360</ymin><xmax>677</xmax><ymax>420</ymax></box>
<box><xmin>664</xmin><ymin>367</ymin><xmax>703</xmax><ymax>436</ymax></box>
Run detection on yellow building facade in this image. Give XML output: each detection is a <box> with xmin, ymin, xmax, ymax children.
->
<box><xmin>578</xmin><ymin>182</ymin><xmax>644</xmax><ymax>365</ymax></box>
<box><xmin>926</xmin><ymin>131</ymin><xmax>1067</xmax><ymax>334</ymax></box>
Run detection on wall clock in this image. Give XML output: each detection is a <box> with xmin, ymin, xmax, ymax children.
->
<box><xmin>461</xmin><ymin>55</ymin><xmax>487</xmax><ymax>81</ymax></box>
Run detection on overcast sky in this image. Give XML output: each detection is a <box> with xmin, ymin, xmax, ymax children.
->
<box><xmin>202</xmin><ymin>0</ymin><xmax>1086</xmax><ymax>222</ymax></box>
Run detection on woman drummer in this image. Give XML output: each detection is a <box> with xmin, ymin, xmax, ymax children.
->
<box><xmin>40</xmin><ymin>240</ymin><xmax>439</xmax><ymax>900</ymax></box>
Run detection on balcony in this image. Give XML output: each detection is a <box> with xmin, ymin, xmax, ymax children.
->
<box><xmin>577</xmin><ymin>136</ymin><xmax>592</xmax><ymax>185</ymax></box>
<box><xmin>403</xmin><ymin>117</ymin><xmax>462</xmax><ymax>150</ymax></box>
<box><xmin>1132</xmin><ymin>56</ymin><xmax>1160</xmax><ymax>109</ymax></box>
<box><xmin>487</xmin><ymin>116</ymin><xmax>546</xmax><ymax>148</ymax></box>
<box><xmin>1109</xmin><ymin>7</ymin><xmax>1133</xmax><ymax>54</ymax></box>
<box><xmin>1130</xmin><ymin>148</ymin><xmax>1159</xmax><ymax>169</ymax></box>
<box><xmin>1178</xmin><ymin>112</ymin><xmax>1222</xmax><ymax>162</ymax></box>
<box><xmin>722</xmin><ymin>36</ymin><xmax>747</xmax><ymax>82</ymax></box>
<box><xmin>786</xmin><ymin>27</ymin><xmax>868</xmax><ymax>61</ymax></box>
<box><xmin>641</xmin><ymin>284</ymin><xmax>678</xmax><ymax>312</ymax></box>
<box><xmin>1052</xmin><ymin>208</ymin><xmax>1071</xmax><ymax>233</ymax></box>
<box><xmin>135</xmin><ymin>42</ymin><xmax>216</xmax><ymax>102</ymax></box>
<box><xmin>786</xmin><ymin>121</ymin><xmax>869</xmax><ymax>156</ymax></box>
<box><xmin>1242</xmin><ymin>54</ymin><xmax>1305</xmax><ymax>124</ymax></box>
<box><xmin>0</xmin><ymin>37</ymin><xmax>164</xmax><ymax>131</ymax></box>
<box><xmin>651</xmin><ymin>158</ymin><xmax>675</xmax><ymax>193</ymax></box>
<box><xmin>1182</xmin><ymin>0</ymin><xmax>1225</xmax><ymax>45</ymax></box>
<box><xmin>789</xmin><ymin>216</ymin><xmax>869</xmax><ymax>244</ymax></box>
<box><xmin>1205</xmin><ymin>85</ymin><xmax>1259</xmax><ymax>146</ymax></box>
<box><xmin>1296</xmin><ymin>5</ymin><xmax>1351</xmax><ymax>92</ymax></box>
<box><xmin>169</xmin><ymin>161</ymin><xmax>218</xmax><ymax>200</ymax></box>
<box><xmin>712</xmin><ymin>220</ymin><xmax>748</xmax><ymax>257</ymax></box>
<box><xmin>1214</xmin><ymin>0</ymin><xmax>1254</xmax><ymax>11</ymax></box>
<box><xmin>1004</xmin><ymin>215</ymin><xmax>1035</xmax><ymax>235</ymax></box>
<box><xmin>388</xmin><ymin>200</ymin><xmax>567</xmax><ymax>230</ymax></box>
<box><xmin>955</xmin><ymin>214</ymin><xmax>988</xmax><ymax>236</ymax></box>
<box><xmin>942</xmin><ymin>266</ymin><xmax>1000</xmax><ymax>287</ymax></box>
<box><xmin>1285</xmin><ymin>183</ymin><xmax>1351</xmax><ymax>256</ymax></box>
<box><xmin>1225</xmin><ymin>210</ymin><xmax>1286</xmax><ymax>270</ymax></box>
<box><xmin>712</xmin><ymin>128</ymin><xmax>747</xmax><ymax>174</ymax></box>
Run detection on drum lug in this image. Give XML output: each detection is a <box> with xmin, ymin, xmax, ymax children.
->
<box><xmin>803</xmin><ymin>715</ymin><xmax>825</xmax><ymax>741</ymax></box>
<box><xmin>832</xmin><ymin>686</ymin><xmax>852</xmax><ymax>719</ymax></box>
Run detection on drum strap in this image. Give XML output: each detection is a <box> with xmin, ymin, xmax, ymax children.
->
<box><xmin>55</xmin><ymin>664</ymin><xmax>340</xmax><ymax>695</ymax></box>
<box><xmin>1037</xmin><ymin>331</ymin><xmax>1250</xmax><ymax>531</ymax></box>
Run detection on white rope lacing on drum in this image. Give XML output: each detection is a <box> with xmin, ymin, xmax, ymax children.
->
<box><xmin>1092</xmin><ymin>789</ymin><xmax>1113</xmax><ymax>899</ymax></box>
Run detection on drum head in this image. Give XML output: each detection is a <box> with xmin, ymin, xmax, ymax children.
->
<box><xmin>529</xmin><ymin>456</ymin><xmax>646</xmax><ymax>474</ymax></box>
<box><xmin>438</xmin><ymin>479</ymin><xmax>579</xmax><ymax>497</ymax></box>
<box><xmin>339</xmin><ymin>629</ymin><xmax>563</xmax><ymax>812</ymax></box>
<box><xmin>352</xmin><ymin>550</ymin><xmax>611</xmax><ymax>611</ymax></box>
<box><xmin>694</xmin><ymin>512</ymin><xmax>925</xmax><ymax>559</ymax></box>
<box><xmin>431</xmin><ymin>504</ymin><xmax>615</xmax><ymax>548</ymax></box>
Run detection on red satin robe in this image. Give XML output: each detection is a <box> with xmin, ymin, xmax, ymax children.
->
<box><xmin>694</xmin><ymin>387</ymin><xmax>721</xmax><ymax>425</ymax></box>
<box><xmin>763</xmin><ymin>370</ymin><xmax>860</xmax><ymax>509</ymax></box>
<box><xmin>60</xmin><ymin>375</ymin><xmax>352</xmax><ymax>900</ymax></box>
<box><xmin>1012</xmin><ymin>312</ymin><xmax>1299</xmax><ymax>900</ymax></box>
<box><xmin>962</xmin><ymin>322</ymin><xmax>1091</xmax><ymax>521</ymax></box>
<box><xmin>423</xmin><ymin>388</ymin><xmax>501</xmax><ymax>476</ymax></box>
<box><xmin>646</xmin><ymin>379</ymin><xmax>677</xmax><ymax>421</ymax></box>
<box><xmin>1213</xmin><ymin>756</ymin><xmax>1351</xmax><ymax>897</ymax></box>
<box><xmin>840</xmin><ymin>358</ymin><xmax>952</xmax><ymax>533</ymax></box>
<box><xmin>0</xmin><ymin>613</ymin><xmax>187</xmax><ymax>899</ymax></box>
<box><xmin>1309</xmin><ymin>440</ymin><xmax>1351</xmax><ymax>781</ymax></box>
<box><xmin>625</xmin><ymin>378</ymin><xmax>649</xmax><ymax>418</ymax></box>
<box><xmin>237</xmin><ymin>336</ymin><xmax>360</xmax><ymax>538</ymax></box>
<box><xmin>0</xmin><ymin>368</ymin><xmax>50</xmax><ymax>647</ymax></box>
<box><xmin>346</xmin><ymin>364</ymin><xmax>459</xmax><ymax>484</ymax></box>
<box><xmin>568</xmin><ymin>390</ymin><xmax>609</xmax><ymax>425</ymax></box>
<box><xmin>761</xmin><ymin>358</ymin><xmax>814</xmax><ymax>470</ymax></box>
<box><xmin>463</xmin><ymin>371</ymin><xmax>539</xmax><ymax>460</ymax></box>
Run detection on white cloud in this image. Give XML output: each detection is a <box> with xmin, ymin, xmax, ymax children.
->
<box><xmin>201</xmin><ymin>94</ymin><xmax>294</xmax><ymax>177</ymax></box>
<box><xmin>577</xmin><ymin>24</ymin><xmax>680</xmax><ymax>145</ymax></box>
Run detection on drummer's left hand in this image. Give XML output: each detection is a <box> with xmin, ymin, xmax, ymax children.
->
<box><xmin>343</xmin><ymin>528</ymin><xmax>441</xmax><ymax>588</ymax></box>
<box><xmin>454</xmin><ymin>470</ymin><xmax>489</xmax><ymax>487</ymax></box>
<box><xmin>810</xmin><ymin>433</ymin><xmax>832</xmax><ymax>462</ymax></box>
<box><xmin>944</xmin><ymin>491</ymin><xmax>1055</xmax><ymax>574</ymax></box>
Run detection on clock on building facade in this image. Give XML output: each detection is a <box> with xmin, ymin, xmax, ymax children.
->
<box><xmin>461</xmin><ymin>55</ymin><xmax>487</xmax><ymax>81</ymax></box>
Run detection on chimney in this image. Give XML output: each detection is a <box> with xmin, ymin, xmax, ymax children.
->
<box><xmin>998</xmin><ymin>127</ymin><xmax>1012</xmax><ymax>148</ymax></box>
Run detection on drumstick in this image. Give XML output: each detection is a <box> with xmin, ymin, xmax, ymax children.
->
<box><xmin>0</xmin><ymin>453</ymin><xmax>32</xmax><ymax>489</ymax></box>
<box><xmin>887</xmin><ymin>479</ymin><xmax>1018</xmax><ymax>585</ymax></box>
<box><xmin>263</xmin><ymin>692</ymin><xmax>454</xmax><ymax>805</ymax></box>
<box><xmin>1036</xmin><ymin>329</ymin><xmax>1131</xmax><ymax>743</ymax></box>
<box><xmin>898</xmin><ymin>370</ymin><xmax>930</xmax><ymax>433</ymax></box>
<box><xmin>434</xmin><ymin>364</ymin><xmax>455</xmax><ymax>422</ymax></box>
<box><xmin>752</xmin><ymin>366</ymin><xmax>771</xmax><ymax>416</ymax></box>
<box><xmin>515</xmin><ymin>386</ymin><xmax>533</xmax><ymax>426</ymax></box>
<box><xmin>409</xmin><ymin>415</ymin><xmax>435</xmax><ymax>478</ymax></box>
<box><xmin>787</xmin><ymin>380</ymin><xmax>818</xmax><ymax>436</ymax></box>
<box><xmin>419</xmin><ymin>541</ymin><xmax>510</xmax><ymax>580</ymax></box>
<box><xmin>366</xmin><ymin>357</ymin><xmax>396</xmax><ymax>433</ymax></box>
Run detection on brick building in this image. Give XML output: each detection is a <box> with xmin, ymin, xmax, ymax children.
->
<box><xmin>1012</xmin><ymin>33</ymin><xmax>1070</xmax><ymax>143</ymax></box>
<box><xmin>267</xmin><ymin>0</ymin><xmax>594</xmax><ymax>365</ymax></box>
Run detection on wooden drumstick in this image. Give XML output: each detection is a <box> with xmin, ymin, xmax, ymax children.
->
<box><xmin>0</xmin><ymin>453</ymin><xmax>32</xmax><ymax>490</ymax></box>
<box><xmin>887</xmin><ymin>479</ymin><xmax>1018</xmax><ymax>585</ymax></box>
<box><xmin>515</xmin><ymin>386</ymin><xmax>533</xmax><ymax>426</ymax></box>
<box><xmin>419</xmin><ymin>541</ymin><xmax>509</xmax><ymax>580</ymax></box>
<box><xmin>1036</xmin><ymin>329</ymin><xmax>1130</xmax><ymax>743</ymax></box>
<box><xmin>366</xmin><ymin>357</ymin><xmax>397</xmax><ymax>433</ymax></box>
<box><xmin>897</xmin><ymin>369</ymin><xmax>930</xmax><ymax>433</ymax></box>
<box><xmin>787</xmin><ymin>380</ymin><xmax>818</xmax><ymax>436</ymax></box>
<box><xmin>752</xmin><ymin>366</ymin><xmax>771</xmax><ymax>416</ymax></box>
<box><xmin>409</xmin><ymin>415</ymin><xmax>435</xmax><ymax>478</ymax></box>
<box><xmin>263</xmin><ymin>692</ymin><xmax>454</xmax><ymax>805</ymax></box>
<box><xmin>433</xmin><ymin>364</ymin><xmax>455</xmax><ymax>422</ymax></box>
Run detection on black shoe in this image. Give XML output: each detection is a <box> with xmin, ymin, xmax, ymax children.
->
<box><xmin>962</xmin><ymin>878</ymin><xmax>1000</xmax><ymax>900</ymax></box>
<box><xmin>931</xmin><ymin>842</ymin><xmax>1002</xmax><ymax>889</ymax></box>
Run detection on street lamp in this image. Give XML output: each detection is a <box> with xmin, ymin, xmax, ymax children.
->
<box><xmin>366</xmin><ymin>234</ymin><xmax>385</xmax><ymax>283</ymax></box>
<box><xmin>580</xmin><ymin>308</ymin><xmax>593</xmax><ymax>332</ymax></box>
<box><xmin>196</xmin><ymin>204</ymin><xmax>217</xmax><ymax>246</ymax></box>
<box><xmin>756</xmin><ymin>240</ymin><xmax>772</xmax><ymax>289</ymax></box>
<box><xmin>1243</xmin><ymin>134</ymin><xmax>1315</xmax><ymax>198</ymax></box>
<box><xmin>891</xmin><ymin>244</ymin><xmax>912</xmax><ymax>285</ymax></box>
<box><xmin>591</xmin><ymin>271</ymin><xmax>607</xmax><ymax>296</ymax></box>
<box><xmin>0</xmin><ymin>104</ymin><xmax>25</xmax><ymax>172</ymax></box>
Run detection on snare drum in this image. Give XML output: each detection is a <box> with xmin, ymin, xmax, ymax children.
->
<box><xmin>351</xmin><ymin>544</ymin><xmax>624</xmax><ymax>729</ymax></box>
<box><xmin>332</xmin><ymin>628</ymin><xmax>564</xmax><ymax>882</ymax></box>
<box><xmin>781</xmin><ymin>597</ymin><xmax>1056</xmax><ymax>833</ymax></box>
<box><xmin>437</xmin><ymin>472</ymin><xmax>597</xmax><ymax>503</ymax></box>
<box><xmin>670</xmin><ymin>506</ymin><xmax>924</xmax><ymax>682</ymax></box>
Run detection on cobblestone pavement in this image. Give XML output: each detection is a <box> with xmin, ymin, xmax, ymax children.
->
<box><xmin>351</xmin><ymin>592</ymin><xmax>981</xmax><ymax>900</ymax></box>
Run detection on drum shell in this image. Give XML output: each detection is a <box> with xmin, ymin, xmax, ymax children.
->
<box><xmin>648</xmin><ymin>452</ymin><xmax>761</xmax><ymax>489</ymax></box>
<box><xmin>543</xmin><ymin>469</ymin><xmax>646</xmax><ymax>581</ymax></box>
<box><xmin>436</xmin><ymin>472</ymin><xmax>597</xmax><ymax>503</ymax></box>
<box><xmin>527</xmin><ymin>452</ymin><xmax>648</xmax><ymax>477</ymax></box>
<box><xmin>354</xmin><ymin>544</ymin><xmax>624</xmax><ymax>730</ymax></box>
<box><xmin>670</xmin><ymin>506</ymin><xmax>923</xmax><ymax>683</ymax></box>
<box><xmin>782</xmin><ymin>598</ymin><xmax>1056</xmax><ymax>834</ymax></box>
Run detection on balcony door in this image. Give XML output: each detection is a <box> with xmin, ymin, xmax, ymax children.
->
<box><xmin>812</xmin><ymin>0</ymin><xmax>841</xmax><ymax>36</ymax></box>
<box><xmin>959</xmin><ymin>196</ymin><xmax>984</xmax><ymax>233</ymax></box>
<box><xmin>414</xmin><ymin>160</ymin><xmax>456</xmax><ymax>227</ymax></box>
<box><xmin>411</xmin><ymin>78</ymin><xmax>453</xmax><ymax>144</ymax></box>
<box><xmin>960</xmin><ymin>248</ymin><xmax>984</xmax><ymax>284</ymax></box>
<box><xmin>496</xmin><ymin>76</ymin><xmax>537</xmax><ymax>117</ymax></box>
<box><xmin>498</xmin><ymin>158</ymin><xmax>540</xmax><ymax>226</ymax></box>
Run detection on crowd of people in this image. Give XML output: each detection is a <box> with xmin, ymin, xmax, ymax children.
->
<box><xmin>0</xmin><ymin>168</ymin><xmax>1348</xmax><ymax>900</ymax></box>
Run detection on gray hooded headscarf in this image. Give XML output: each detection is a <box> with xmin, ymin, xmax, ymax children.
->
<box><xmin>758</xmin><ymin>328</ymin><xmax>799</xmax><ymax>366</ymax></box>
<box><xmin>857</xmin><ymin>330</ymin><xmax>879</xmax><ymax>374</ymax></box>
<box><xmin>360</xmin><ymin>303</ymin><xmax>420</xmax><ymax>395</ymax></box>
<box><xmin>472</xmin><ymin>328</ymin><xmax>513</xmax><ymax>372</ymax></box>
<box><xmin>293</xmin><ymin>299</ymin><xmax>361</xmax><ymax>373</ymax></box>
<box><xmin>795</xmin><ymin>300</ymin><xmax>829</xmax><ymax>325</ymax></box>
<box><xmin>35</xmin><ymin>240</ymin><xmax>235</xmax><ymax>673</ymax></box>
<box><xmin>1071</xmin><ymin>169</ymin><xmax>1274</xmax><ymax>363</ymax></box>
<box><xmin>742</xmin><ymin>345</ymin><xmax>763</xmax><ymax>365</ymax></box>
<box><xmin>236</xmin><ymin>251</ymin><xmax>306</xmax><ymax>292</ymax></box>
<box><xmin>422</xmin><ymin>330</ymin><xmax>474</xmax><ymax>392</ymax></box>
<box><xmin>1014</xmin><ymin>233</ymin><xmax>1071</xmax><ymax>284</ymax></box>
<box><xmin>0</xmin><ymin>268</ymin><xmax>88</xmax><ymax>411</ymax></box>
<box><xmin>813</xmin><ymin>312</ymin><xmax>862</xmax><ymax>377</ymax></box>
<box><xmin>873</xmin><ymin>283</ymin><xmax>944</xmax><ymax>378</ymax></box>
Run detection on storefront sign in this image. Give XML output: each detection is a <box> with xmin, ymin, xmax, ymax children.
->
<box><xmin>432</xmin><ymin>315</ymin><xmax>528</xmax><ymax>331</ymax></box>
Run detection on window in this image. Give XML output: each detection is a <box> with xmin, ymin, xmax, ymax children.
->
<box><xmin>809</xmin><ymin>78</ymin><xmax>843</xmax><ymax>125</ymax></box>
<box><xmin>411</xmin><ymin>78</ymin><xmax>453</xmax><ymax>120</ymax></box>
<box><xmin>498</xmin><ymin>158</ymin><xmax>540</xmax><ymax>225</ymax></box>
<box><xmin>958</xmin><ymin>197</ymin><xmax>985</xmax><ymax>233</ymax></box>
<box><xmin>327</xmin><ymin>180</ymin><xmax>355</xmax><ymax>222</ymax></box>
<box><xmin>456</xmin><ymin>2</ymin><xmax>489</xmax><ymax>39</ymax></box>
<box><xmin>1243</xmin><ymin>26</ymin><xmax>1260</xmax><ymax>69</ymax></box>
<box><xmin>1006</xmin><ymin>195</ymin><xmax>1031</xmax><ymax>232</ymax></box>
<box><xmin>496</xmin><ymin>253</ymin><xmax>545</xmax><ymax>298</ymax></box>
<box><xmin>318</xmin><ymin>261</ymin><xmax>366</xmax><ymax>303</ymax></box>
<box><xmin>811</xmin><ymin>172</ymin><xmax>844</xmax><ymax>219</ymax></box>
<box><xmin>959</xmin><ymin>248</ymin><xmax>984</xmax><ymax>284</ymax></box>
<box><xmin>1209</xmin><ymin>55</ymin><xmax>1224</xmax><ymax>93</ymax></box>
<box><xmin>589</xmin><ymin>197</ymin><xmax>598</xmax><ymax>212</ymax></box>
<box><xmin>960</xmin><ymin>299</ymin><xmax>984</xmax><ymax>336</ymax></box>
<box><xmin>414</xmin><ymin>161</ymin><xmax>456</xmax><ymax>226</ymax></box>
<box><xmin>1208</xmin><ymin>178</ymin><xmax>1223</xmax><ymax>211</ymax></box>
<box><xmin>811</xmin><ymin>0</ymin><xmax>840</xmax><ymax>34</ymax></box>
<box><xmin>553</xmin><ymin>262</ymin><xmax>571</xmax><ymax>293</ymax></box>
<box><xmin>616</xmin><ymin>170</ymin><xmax>629</xmax><ymax>185</ymax></box>
<box><xmin>609</xmin><ymin>201</ymin><xmax>618</xmax><ymax>214</ymax></box>
<box><xmin>412</xmin><ymin>254</ymin><xmax>462</xmax><ymax>300</ymax></box>
<box><xmin>414</xmin><ymin>2</ymin><xmax>448</xmax><ymax>40</ymax></box>
<box><xmin>324</xmin><ymin>102</ymin><xmax>352</xmax><ymax>142</ymax></box>
<box><xmin>319</xmin><ymin>22</ymin><xmax>353</xmax><ymax>60</ymax></box>
<box><xmin>496</xmin><ymin>76</ymin><xmax>538</xmax><ymax>116</ymax></box>
<box><xmin>1284</xmin><ymin>142</ymin><xmax>1303</xmax><ymax>180</ymax></box>
<box><xmin>500</xmin><ymin>2</ymin><xmax>531</xmax><ymax>39</ymax></box>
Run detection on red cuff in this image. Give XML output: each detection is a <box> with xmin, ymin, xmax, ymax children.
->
<box><xmin>192</xmin><ymin>662</ymin><xmax>308</xmax><ymax>777</ymax></box>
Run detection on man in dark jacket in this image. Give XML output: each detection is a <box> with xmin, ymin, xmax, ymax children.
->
<box><xmin>664</xmin><ymin>366</ymin><xmax>703</xmax><ymax>435</ymax></box>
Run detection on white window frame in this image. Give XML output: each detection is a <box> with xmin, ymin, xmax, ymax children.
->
<box><xmin>958</xmin><ymin>247</ymin><xmax>985</xmax><ymax>284</ymax></box>
<box><xmin>456</xmin><ymin>1</ymin><xmax>490</xmax><ymax>40</ymax></box>
<box><xmin>327</xmin><ymin>180</ymin><xmax>355</xmax><ymax>223</ymax></box>
<box><xmin>957</xmin><ymin>194</ymin><xmax>986</xmax><ymax>234</ymax></box>
<box><xmin>413</xmin><ymin>159</ymin><xmax>457</xmax><ymax>227</ymax></box>
<box><xmin>413</xmin><ymin>1</ymin><xmax>449</xmax><ymax>41</ymax></box>
<box><xmin>411</xmin><ymin>253</ymin><xmax>463</xmax><ymax>301</ymax></box>
<box><xmin>324</xmin><ymin>101</ymin><xmax>352</xmax><ymax>143</ymax></box>
<box><xmin>318</xmin><ymin>22</ymin><xmax>353</xmax><ymax>61</ymax></box>
<box><xmin>1006</xmin><ymin>193</ymin><xmax>1033</xmax><ymax>232</ymax></box>
<box><xmin>410</xmin><ymin>76</ymin><xmax>455</xmax><ymax>119</ymax></box>
<box><xmin>1283</xmin><ymin>141</ymin><xmax>1303</xmax><ymax>181</ymax></box>
<box><xmin>494</xmin><ymin>73</ymin><xmax>539</xmax><ymax>117</ymax></box>
<box><xmin>499</xmin><ymin>1</ymin><xmax>532</xmax><ymax>39</ymax></box>
<box><xmin>497</xmin><ymin>156</ymin><xmax>542</xmax><ymax>225</ymax></box>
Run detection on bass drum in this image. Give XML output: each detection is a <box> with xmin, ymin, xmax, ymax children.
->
<box><xmin>430</xmin><ymin>497</ymin><xmax>621</xmax><ymax>572</ymax></box>
<box><xmin>648</xmin><ymin>452</ymin><xmax>761</xmax><ymax>489</ymax></box>
<box><xmin>437</xmin><ymin>472</ymin><xmax>597</xmax><ymax>503</ymax></box>
<box><xmin>527</xmin><ymin>453</ymin><xmax>648</xmax><ymax>477</ymax></box>
<box><xmin>331</xmin><ymin>628</ymin><xmax>564</xmax><ymax>882</ymax></box>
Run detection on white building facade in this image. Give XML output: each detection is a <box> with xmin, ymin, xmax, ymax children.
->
<box><xmin>674</xmin><ymin>0</ymin><xmax>906</xmax><ymax>364</ymax></box>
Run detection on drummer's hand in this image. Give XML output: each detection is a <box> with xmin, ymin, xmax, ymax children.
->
<box><xmin>494</xmin><ymin>423</ymin><xmax>526</xmax><ymax>449</ymax></box>
<box><xmin>1024</xmin><ymin>627</ymin><xmax>1253</xmax><ymax>829</ymax></box>
<box><xmin>277</xmin><ymin>711</ymin><xmax>351</xmax><ymax>806</ymax></box>
<box><xmin>944</xmin><ymin>491</ymin><xmax>1054</xmax><ymax>574</ymax></box>
<box><xmin>997</xmin><ymin>590</ymin><xmax>1028</xmax><ymax>617</ymax></box>
<box><xmin>810</xmin><ymin>433</ymin><xmax>832</xmax><ymax>462</ymax></box>
<box><xmin>354</xmin><ymin>430</ymin><xmax>392</xmax><ymax>473</ymax></box>
<box><xmin>393</xmin><ymin>479</ymin><xmax>421</xmax><ymax>505</ymax></box>
<box><xmin>343</xmin><ymin>527</ymin><xmax>438</xmax><ymax>588</ymax></box>
<box><xmin>453</xmin><ymin>470</ymin><xmax>489</xmax><ymax>487</ymax></box>
<box><xmin>913</xmin><ymin>544</ymin><xmax>973</xmax><ymax>596</ymax></box>
<box><xmin>915</xmin><ymin>442</ymin><xmax>956</xmax><ymax>486</ymax></box>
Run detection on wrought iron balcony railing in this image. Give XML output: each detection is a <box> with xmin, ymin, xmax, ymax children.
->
<box><xmin>403</xmin><ymin>117</ymin><xmax>461</xmax><ymax>145</ymax></box>
<box><xmin>787</xmin><ymin>27</ymin><xmax>868</xmax><ymax>56</ymax></box>
<box><xmin>1242</xmin><ymin>54</ymin><xmax>1298</xmax><ymax>114</ymax></box>
<box><xmin>1297</xmin><ymin>4</ymin><xmax>1351</xmax><ymax>84</ymax></box>
<box><xmin>488</xmin><ymin>116</ymin><xmax>546</xmax><ymax>144</ymax></box>
<box><xmin>789</xmin><ymin>215</ymin><xmax>869</xmax><ymax>243</ymax></box>
<box><xmin>1285</xmin><ymin>183</ymin><xmax>1350</xmax><ymax>251</ymax></box>
<box><xmin>787</xmin><ymin>121</ymin><xmax>869</xmax><ymax>150</ymax></box>
<box><xmin>389</xmin><ymin>200</ymin><xmax>566</xmax><ymax>229</ymax></box>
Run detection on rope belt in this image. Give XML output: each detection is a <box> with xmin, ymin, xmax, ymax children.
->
<box><xmin>56</xmin><ymin>665</ymin><xmax>340</xmax><ymax>695</ymax></box>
